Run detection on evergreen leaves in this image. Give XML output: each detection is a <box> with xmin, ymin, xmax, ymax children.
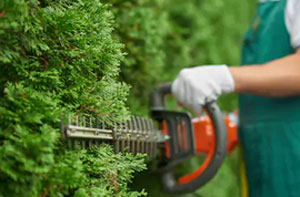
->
<box><xmin>0</xmin><ymin>0</ymin><xmax>145</xmax><ymax>196</ymax></box>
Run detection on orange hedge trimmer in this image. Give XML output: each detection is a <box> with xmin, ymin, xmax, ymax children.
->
<box><xmin>61</xmin><ymin>83</ymin><xmax>238</xmax><ymax>194</ymax></box>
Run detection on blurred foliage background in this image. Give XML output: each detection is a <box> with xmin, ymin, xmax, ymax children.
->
<box><xmin>0</xmin><ymin>0</ymin><xmax>257</xmax><ymax>196</ymax></box>
<box><xmin>108</xmin><ymin>0</ymin><xmax>257</xmax><ymax>116</ymax></box>
<box><xmin>106</xmin><ymin>0</ymin><xmax>257</xmax><ymax>196</ymax></box>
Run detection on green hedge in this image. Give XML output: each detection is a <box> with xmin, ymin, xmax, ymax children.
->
<box><xmin>0</xmin><ymin>0</ymin><xmax>145</xmax><ymax>196</ymax></box>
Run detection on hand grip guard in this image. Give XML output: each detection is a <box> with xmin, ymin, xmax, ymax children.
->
<box><xmin>150</xmin><ymin>83</ymin><xmax>227</xmax><ymax>194</ymax></box>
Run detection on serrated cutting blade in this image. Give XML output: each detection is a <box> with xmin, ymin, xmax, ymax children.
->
<box><xmin>61</xmin><ymin>114</ymin><xmax>169</xmax><ymax>157</ymax></box>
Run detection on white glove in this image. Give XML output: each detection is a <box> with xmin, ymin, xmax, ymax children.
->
<box><xmin>171</xmin><ymin>65</ymin><xmax>235</xmax><ymax>113</ymax></box>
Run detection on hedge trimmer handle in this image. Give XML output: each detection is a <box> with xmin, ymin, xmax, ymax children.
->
<box><xmin>150</xmin><ymin>82</ymin><xmax>173</xmax><ymax>110</ymax></box>
<box><xmin>150</xmin><ymin>83</ymin><xmax>227</xmax><ymax>194</ymax></box>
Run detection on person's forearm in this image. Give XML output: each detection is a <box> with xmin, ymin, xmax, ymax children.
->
<box><xmin>229</xmin><ymin>49</ymin><xmax>300</xmax><ymax>97</ymax></box>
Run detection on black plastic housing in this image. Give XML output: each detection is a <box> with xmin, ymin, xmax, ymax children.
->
<box><xmin>150</xmin><ymin>83</ymin><xmax>227</xmax><ymax>194</ymax></box>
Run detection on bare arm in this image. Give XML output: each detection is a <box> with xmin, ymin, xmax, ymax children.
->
<box><xmin>230</xmin><ymin>48</ymin><xmax>300</xmax><ymax>97</ymax></box>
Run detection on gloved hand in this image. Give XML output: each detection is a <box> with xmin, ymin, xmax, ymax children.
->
<box><xmin>171</xmin><ymin>65</ymin><xmax>235</xmax><ymax>113</ymax></box>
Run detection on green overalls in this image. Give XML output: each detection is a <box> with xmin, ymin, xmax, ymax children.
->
<box><xmin>239</xmin><ymin>0</ymin><xmax>300</xmax><ymax>196</ymax></box>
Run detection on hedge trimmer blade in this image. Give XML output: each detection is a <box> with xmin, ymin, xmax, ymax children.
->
<box><xmin>61</xmin><ymin>114</ymin><xmax>168</xmax><ymax>158</ymax></box>
<box><xmin>60</xmin><ymin>83</ymin><xmax>237</xmax><ymax>195</ymax></box>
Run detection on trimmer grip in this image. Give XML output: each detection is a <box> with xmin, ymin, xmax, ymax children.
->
<box><xmin>150</xmin><ymin>82</ymin><xmax>172</xmax><ymax>110</ymax></box>
<box><xmin>150</xmin><ymin>82</ymin><xmax>227</xmax><ymax>194</ymax></box>
<box><xmin>161</xmin><ymin>102</ymin><xmax>227</xmax><ymax>194</ymax></box>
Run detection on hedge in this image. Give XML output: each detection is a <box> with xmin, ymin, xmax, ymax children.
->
<box><xmin>0</xmin><ymin>0</ymin><xmax>146</xmax><ymax>196</ymax></box>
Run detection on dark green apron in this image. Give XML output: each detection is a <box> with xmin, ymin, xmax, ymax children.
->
<box><xmin>239</xmin><ymin>0</ymin><xmax>300</xmax><ymax>196</ymax></box>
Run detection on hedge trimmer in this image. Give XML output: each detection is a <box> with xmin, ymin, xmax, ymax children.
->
<box><xmin>61</xmin><ymin>83</ymin><xmax>238</xmax><ymax>194</ymax></box>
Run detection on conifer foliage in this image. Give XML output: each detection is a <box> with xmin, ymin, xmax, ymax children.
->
<box><xmin>106</xmin><ymin>0</ymin><xmax>169</xmax><ymax>116</ymax></box>
<box><xmin>0</xmin><ymin>0</ymin><xmax>146</xmax><ymax>196</ymax></box>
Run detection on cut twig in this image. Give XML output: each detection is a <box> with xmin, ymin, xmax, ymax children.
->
<box><xmin>0</xmin><ymin>11</ymin><xmax>6</xmax><ymax>18</ymax></box>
